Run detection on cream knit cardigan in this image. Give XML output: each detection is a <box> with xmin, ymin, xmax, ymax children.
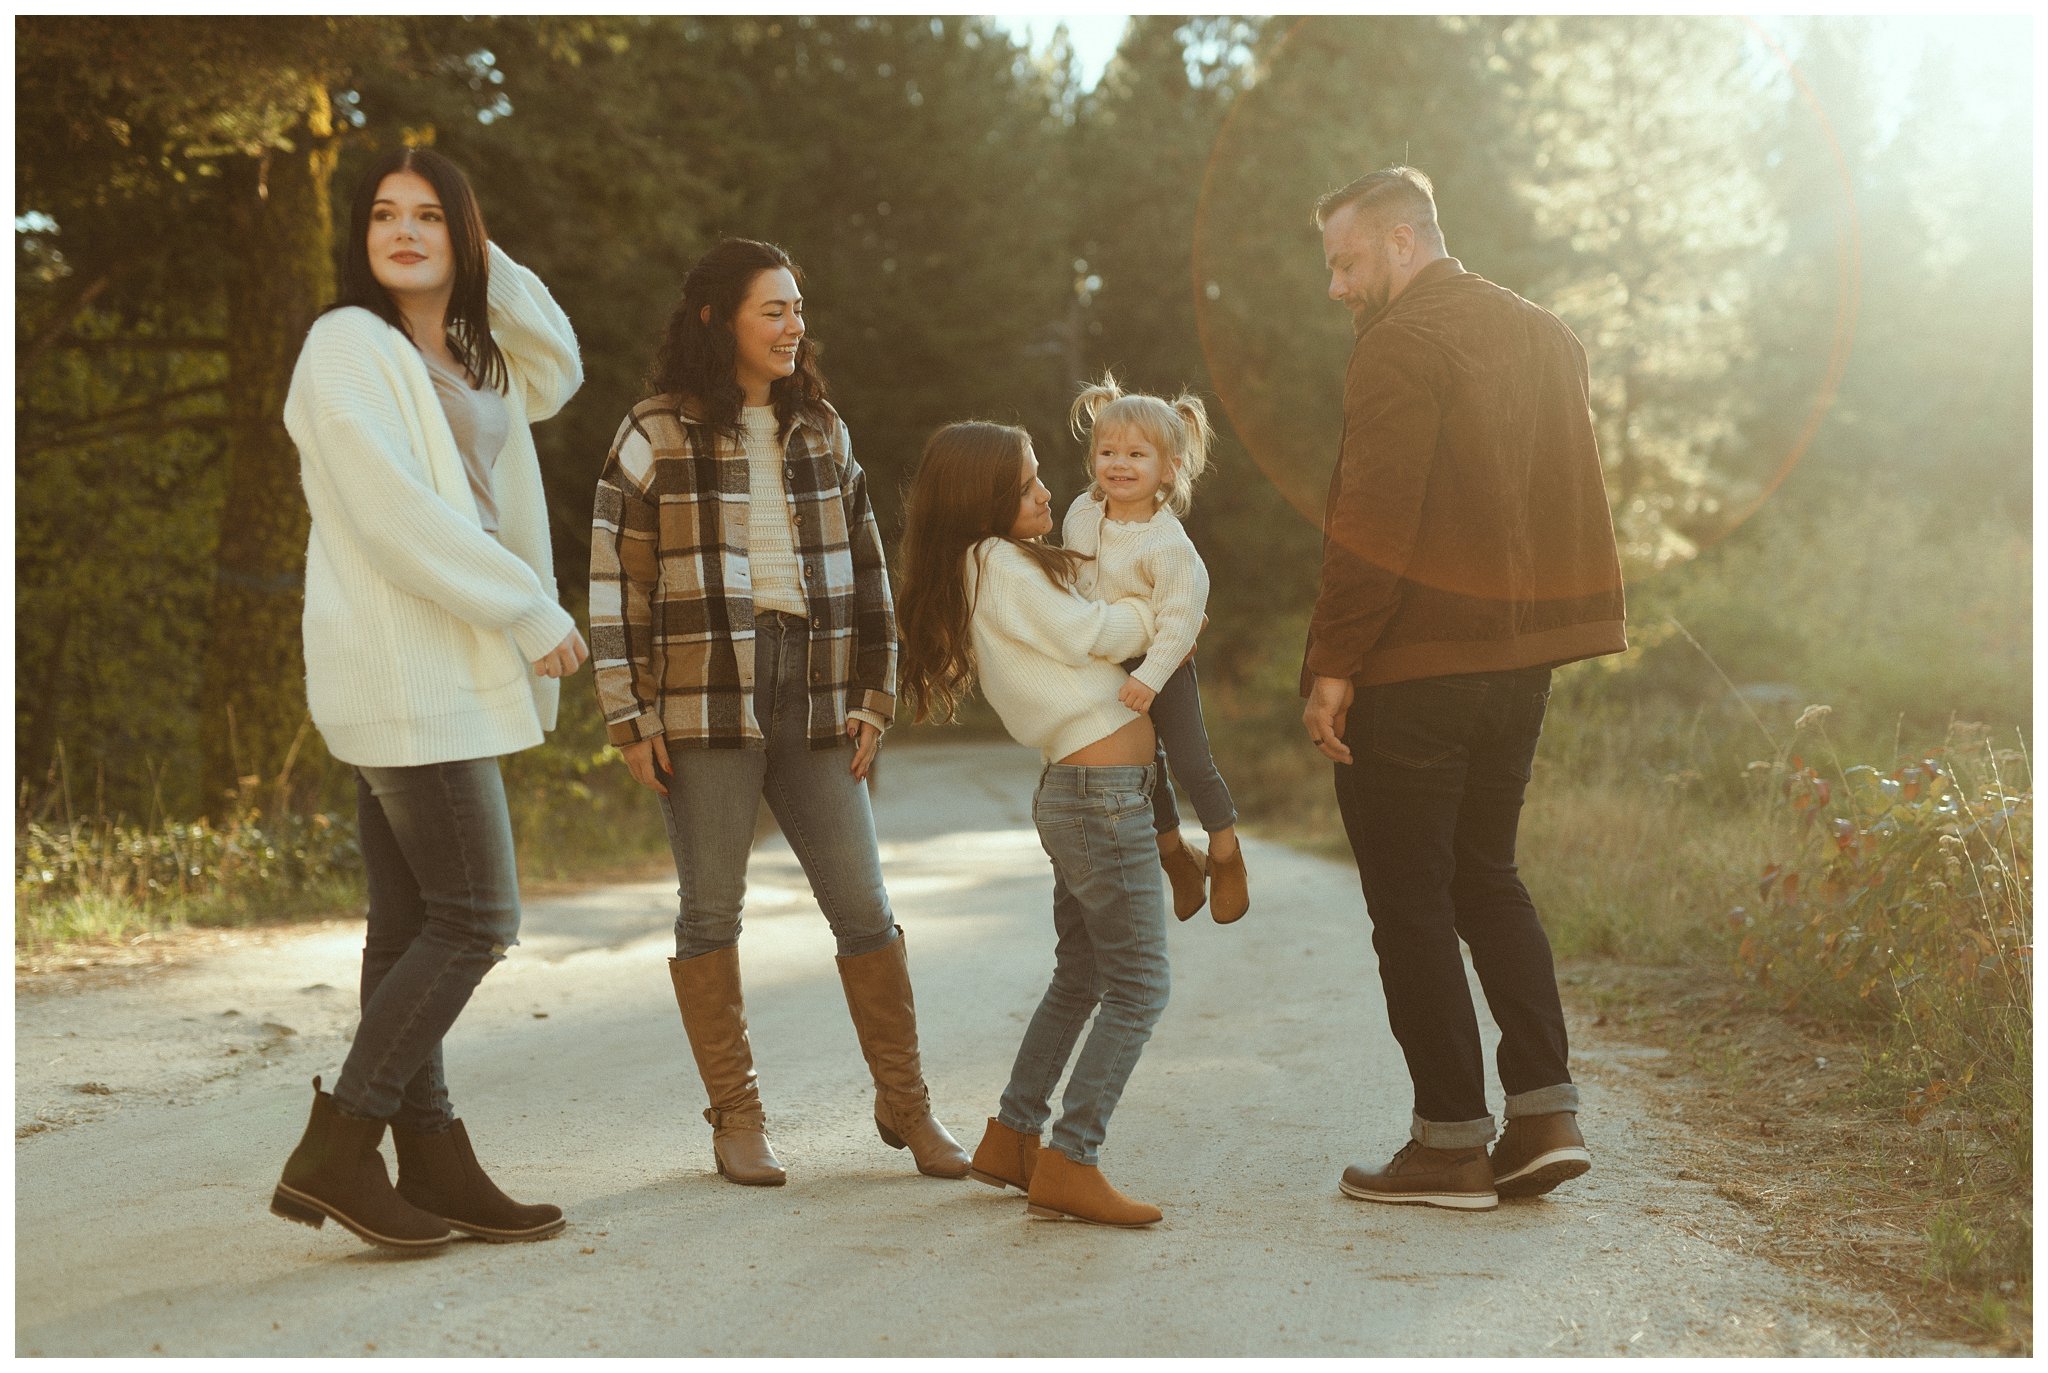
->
<box><xmin>285</xmin><ymin>244</ymin><xmax>581</xmax><ymax>767</ymax></box>
<box><xmin>1062</xmin><ymin>492</ymin><xmax>1211</xmax><ymax>694</ymax></box>
<box><xmin>964</xmin><ymin>538</ymin><xmax>1156</xmax><ymax>763</ymax></box>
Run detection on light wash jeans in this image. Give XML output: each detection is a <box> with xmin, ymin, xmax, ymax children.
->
<box><xmin>335</xmin><ymin>757</ymin><xmax>521</xmax><ymax>1129</ymax></box>
<box><xmin>657</xmin><ymin>611</ymin><xmax>897</xmax><ymax>961</ymax></box>
<box><xmin>997</xmin><ymin>763</ymin><xmax>1171</xmax><ymax>1165</ymax></box>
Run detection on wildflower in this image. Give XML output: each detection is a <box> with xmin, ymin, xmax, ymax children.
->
<box><xmin>1795</xmin><ymin>704</ymin><xmax>1833</xmax><ymax>730</ymax></box>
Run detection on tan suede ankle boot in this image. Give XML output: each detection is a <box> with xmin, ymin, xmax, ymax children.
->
<box><xmin>966</xmin><ymin>1117</ymin><xmax>1041</xmax><ymax>1192</ymax></box>
<box><xmin>1024</xmin><ymin>1149</ymin><xmax>1162</xmax><ymax>1227</ymax></box>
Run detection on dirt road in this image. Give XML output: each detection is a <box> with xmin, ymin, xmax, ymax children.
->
<box><xmin>14</xmin><ymin>742</ymin><xmax>1958</xmax><ymax>1356</ymax></box>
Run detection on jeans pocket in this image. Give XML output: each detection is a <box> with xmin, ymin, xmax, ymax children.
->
<box><xmin>1036</xmin><ymin>815</ymin><xmax>1092</xmax><ymax>878</ymax></box>
<box><xmin>1368</xmin><ymin>677</ymin><xmax>1484</xmax><ymax>770</ymax></box>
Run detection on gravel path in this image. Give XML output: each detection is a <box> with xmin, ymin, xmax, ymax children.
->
<box><xmin>14</xmin><ymin>742</ymin><xmax>1963</xmax><ymax>1356</ymax></box>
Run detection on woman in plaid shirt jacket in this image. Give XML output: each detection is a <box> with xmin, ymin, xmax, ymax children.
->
<box><xmin>589</xmin><ymin>239</ymin><xmax>968</xmax><ymax>1188</ymax></box>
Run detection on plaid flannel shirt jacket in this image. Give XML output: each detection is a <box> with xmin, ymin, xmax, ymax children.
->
<box><xmin>588</xmin><ymin>394</ymin><xmax>897</xmax><ymax>750</ymax></box>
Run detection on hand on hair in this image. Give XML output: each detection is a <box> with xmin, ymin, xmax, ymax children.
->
<box><xmin>1118</xmin><ymin>675</ymin><xmax>1157</xmax><ymax>713</ymax></box>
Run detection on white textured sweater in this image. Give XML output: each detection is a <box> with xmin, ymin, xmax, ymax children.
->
<box><xmin>964</xmin><ymin>539</ymin><xmax>1156</xmax><ymax>762</ymax></box>
<box><xmin>285</xmin><ymin>243</ymin><xmax>581</xmax><ymax>767</ymax></box>
<box><xmin>1062</xmin><ymin>493</ymin><xmax>1210</xmax><ymax>693</ymax></box>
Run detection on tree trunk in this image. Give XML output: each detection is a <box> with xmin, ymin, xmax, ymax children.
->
<box><xmin>198</xmin><ymin>89</ymin><xmax>337</xmax><ymax>813</ymax></box>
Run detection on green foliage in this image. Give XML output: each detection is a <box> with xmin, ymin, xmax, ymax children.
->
<box><xmin>1610</xmin><ymin>486</ymin><xmax>2032</xmax><ymax>746</ymax></box>
<box><xmin>15</xmin><ymin>795</ymin><xmax>362</xmax><ymax>948</ymax></box>
<box><xmin>1741</xmin><ymin>723</ymin><xmax>2031</xmax><ymax>1137</ymax></box>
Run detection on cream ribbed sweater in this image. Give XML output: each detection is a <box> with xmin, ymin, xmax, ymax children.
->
<box><xmin>285</xmin><ymin>243</ymin><xmax>581</xmax><ymax>767</ymax></box>
<box><xmin>740</xmin><ymin>406</ymin><xmax>807</xmax><ymax>615</ymax></box>
<box><xmin>964</xmin><ymin>538</ymin><xmax>1156</xmax><ymax>762</ymax></box>
<box><xmin>1062</xmin><ymin>493</ymin><xmax>1210</xmax><ymax>693</ymax></box>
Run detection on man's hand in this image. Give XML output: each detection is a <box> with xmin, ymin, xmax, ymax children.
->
<box><xmin>1303</xmin><ymin>675</ymin><xmax>1356</xmax><ymax>764</ymax></box>
<box><xmin>533</xmin><ymin>628</ymin><xmax>590</xmax><ymax>679</ymax></box>
<box><xmin>621</xmin><ymin>734</ymin><xmax>672</xmax><ymax>795</ymax></box>
<box><xmin>1118</xmin><ymin>676</ymin><xmax>1157</xmax><ymax>713</ymax></box>
<box><xmin>847</xmin><ymin>718</ymin><xmax>881</xmax><ymax>781</ymax></box>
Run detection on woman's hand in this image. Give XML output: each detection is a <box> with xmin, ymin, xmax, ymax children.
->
<box><xmin>847</xmin><ymin>718</ymin><xmax>882</xmax><ymax>782</ymax></box>
<box><xmin>621</xmin><ymin>735</ymin><xmax>672</xmax><ymax>796</ymax></box>
<box><xmin>533</xmin><ymin>628</ymin><xmax>589</xmax><ymax>679</ymax></box>
<box><xmin>1182</xmin><ymin>613</ymin><xmax>1209</xmax><ymax>669</ymax></box>
<box><xmin>1118</xmin><ymin>676</ymin><xmax>1157</xmax><ymax>712</ymax></box>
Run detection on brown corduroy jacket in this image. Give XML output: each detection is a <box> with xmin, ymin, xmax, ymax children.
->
<box><xmin>1302</xmin><ymin>257</ymin><xmax>1627</xmax><ymax>691</ymax></box>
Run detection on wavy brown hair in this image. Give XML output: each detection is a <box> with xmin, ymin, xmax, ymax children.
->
<box><xmin>895</xmin><ymin>422</ymin><xmax>1088</xmax><ymax>724</ymax></box>
<box><xmin>645</xmin><ymin>237</ymin><xmax>828</xmax><ymax>438</ymax></box>
<box><xmin>329</xmin><ymin>146</ymin><xmax>507</xmax><ymax>393</ymax></box>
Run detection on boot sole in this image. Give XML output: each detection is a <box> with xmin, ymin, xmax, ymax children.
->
<box><xmin>1337</xmin><ymin>1178</ymin><xmax>1498</xmax><ymax>1212</ymax></box>
<box><xmin>443</xmin><ymin>1216</ymin><xmax>569</xmax><ymax>1243</ymax></box>
<box><xmin>714</xmin><ymin>1153</ymin><xmax>787</xmax><ymax>1187</ymax></box>
<box><xmin>1024</xmin><ymin>1202</ymin><xmax>1160</xmax><ymax>1227</ymax></box>
<box><xmin>966</xmin><ymin>1167</ymin><xmax>1026</xmax><ymax>1192</ymax></box>
<box><xmin>270</xmin><ymin>1184</ymin><xmax>453</xmax><ymax>1249</ymax></box>
<box><xmin>1495</xmin><ymin>1149</ymin><xmax>1592</xmax><ymax>1199</ymax></box>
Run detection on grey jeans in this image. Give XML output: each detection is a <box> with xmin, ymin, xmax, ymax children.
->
<box><xmin>657</xmin><ymin>610</ymin><xmax>897</xmax><ymax>961</ymax></box>
<box><xmin>996</xmin><ymin>763</ymin><xmax>1171</xmax><ymax>1166</ymax></box>
<box><xmin>334</xmin><ymin>756</ymin><xmax>521</xmax><ymax>1129</ymax></box>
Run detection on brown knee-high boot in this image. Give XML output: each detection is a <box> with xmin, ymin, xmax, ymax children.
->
<box><xmin>668</xmin><ymin>948</ymin><xmax>786</xmax><ymax>1186</ymax></box>
<box><xmin>836</xmin><ymin>931</ymin><xmax>970</xmax><ymax>1178</ymax></box>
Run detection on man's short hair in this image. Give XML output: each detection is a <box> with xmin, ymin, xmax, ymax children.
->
<box><xmin>1313</xmin><ymin>165</ymin><xmax>1443</xmax><ymax>246</ymax></box>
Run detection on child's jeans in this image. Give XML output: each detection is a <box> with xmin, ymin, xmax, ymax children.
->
<box><xmin>1126</xmin><ymin>656</ymin><xmax>1237</xmax><ymax>836</ymax></box>
<box><xmin>996</xmin><ymin>763</ymin><xmax>1171</xmax><ymax>1165</ymax></box>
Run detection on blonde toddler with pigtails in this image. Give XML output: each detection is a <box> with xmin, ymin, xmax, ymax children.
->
<box><xmin>1065</xmin><ymin>373</ymin><xmax>1248</xmax><ymax>924</ymax></box>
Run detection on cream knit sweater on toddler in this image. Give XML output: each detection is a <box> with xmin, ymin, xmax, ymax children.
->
<box><xmin>964</xmin><ymin>538</ymin><xmax>1156</xmax><ymax>763</ymax></box>
<box><xmin>1061</xmin><ymin>492</ymin><xmax>1210</xmax><ymax>694</ymax></box>
<box><xmin>285</xmin><ymin>243</ymin><xmax>580</xmax><ymax>768</ymax></box>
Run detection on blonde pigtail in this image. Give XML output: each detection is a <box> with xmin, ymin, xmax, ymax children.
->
<box><xmin>1069</xmin><ymin>370</ymin><xmax>1125</xmax><ymax>441</ymax></box>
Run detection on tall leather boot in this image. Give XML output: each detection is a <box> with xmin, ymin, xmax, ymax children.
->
<box><xmin>835</xmin><ymin>932</ymin><xmax>971</xmax><ymax>1179</ymax></box>
<box><xmin>392</xmin><ymin>1118</ymin><xmax>567</xmax><ymax>1242</ymax></box>
<box><xmin>668</xmin><ymin>948</ymin><xmax>787</xmax><ymax>1186</ymax></box>
<box><xmin>270</xmin><ymin>1076</ymin><xmax>452</xmax><ymax>1250</ymax></box>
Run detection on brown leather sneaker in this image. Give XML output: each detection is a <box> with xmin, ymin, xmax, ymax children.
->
<box><xmin>1339</xmin><ymin>1140</ymin><xmax>1498</xmax><ymax>1211</ymax></box>
<box><xmin>1490</xmin><ymin>1111</ymin><xmax>1591</xmax><ymax>1199</ymax></box>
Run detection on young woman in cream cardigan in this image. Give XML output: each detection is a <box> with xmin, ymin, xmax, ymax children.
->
<box><xmin>270</xmin><ymin>148</ymin><xmax>586</xmax><ymax>1251</ymax></box>
<box><xmin>895</xmin><ymin>421</ymin><xmax>1176</xmax><ymax>1228</ymax></box>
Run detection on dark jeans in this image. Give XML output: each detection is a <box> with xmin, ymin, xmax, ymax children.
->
<box><xmin>657</xmin><ymin>610</ymin><xmax>897</xmax><ymax>961</ymax></box>
<box><xmin>1124</xmin><ymin>657</ymin><xmax>1237</xmax><ymax>836</ymax></box>
<box><xmin>1333</xmin><ymin>667</ymin><xmax>1578</xmax><ymax>1149</ymax></box>
<box><xmin>333</xmin><ymin>757</ymin><xmax>521</xmax><ymax>1130</ymax></box>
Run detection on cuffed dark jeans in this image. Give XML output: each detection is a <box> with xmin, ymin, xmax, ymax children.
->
<box><xmin>332</xmin><ymin>757</ymin><xmax>521</xmax><ymax>1130</ymax></box>
<box><xmin>1333</xmin><ymin>667</ymin><xmax>1578</xmax><ymax>1149</ymax></box>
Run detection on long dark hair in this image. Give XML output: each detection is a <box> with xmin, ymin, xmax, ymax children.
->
<box><xmin>895</xmin><ymin>422</ymin><xmax>1087</xmax><ymax>724</ymax></box>
<box><xmin>645</xmin><ymin>238</ymin><xmax>829</xmax><ymax>437</ymax></box>
<box><xmin>328</xmin><ymin>146</ymin><xmax>507</xmax><ymax>393</ymax></box>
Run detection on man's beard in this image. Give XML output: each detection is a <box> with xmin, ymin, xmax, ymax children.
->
<box><xmin>1345</xmin><ymin>282</ymin><xmax>1390</xmax><ymax>333</ymax></box>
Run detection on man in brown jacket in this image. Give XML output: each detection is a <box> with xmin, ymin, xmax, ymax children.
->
<box><xmin>1300</xmin><ymin>167</ymin><xmax>1626</xmax><ymax>1211</ymax></box>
